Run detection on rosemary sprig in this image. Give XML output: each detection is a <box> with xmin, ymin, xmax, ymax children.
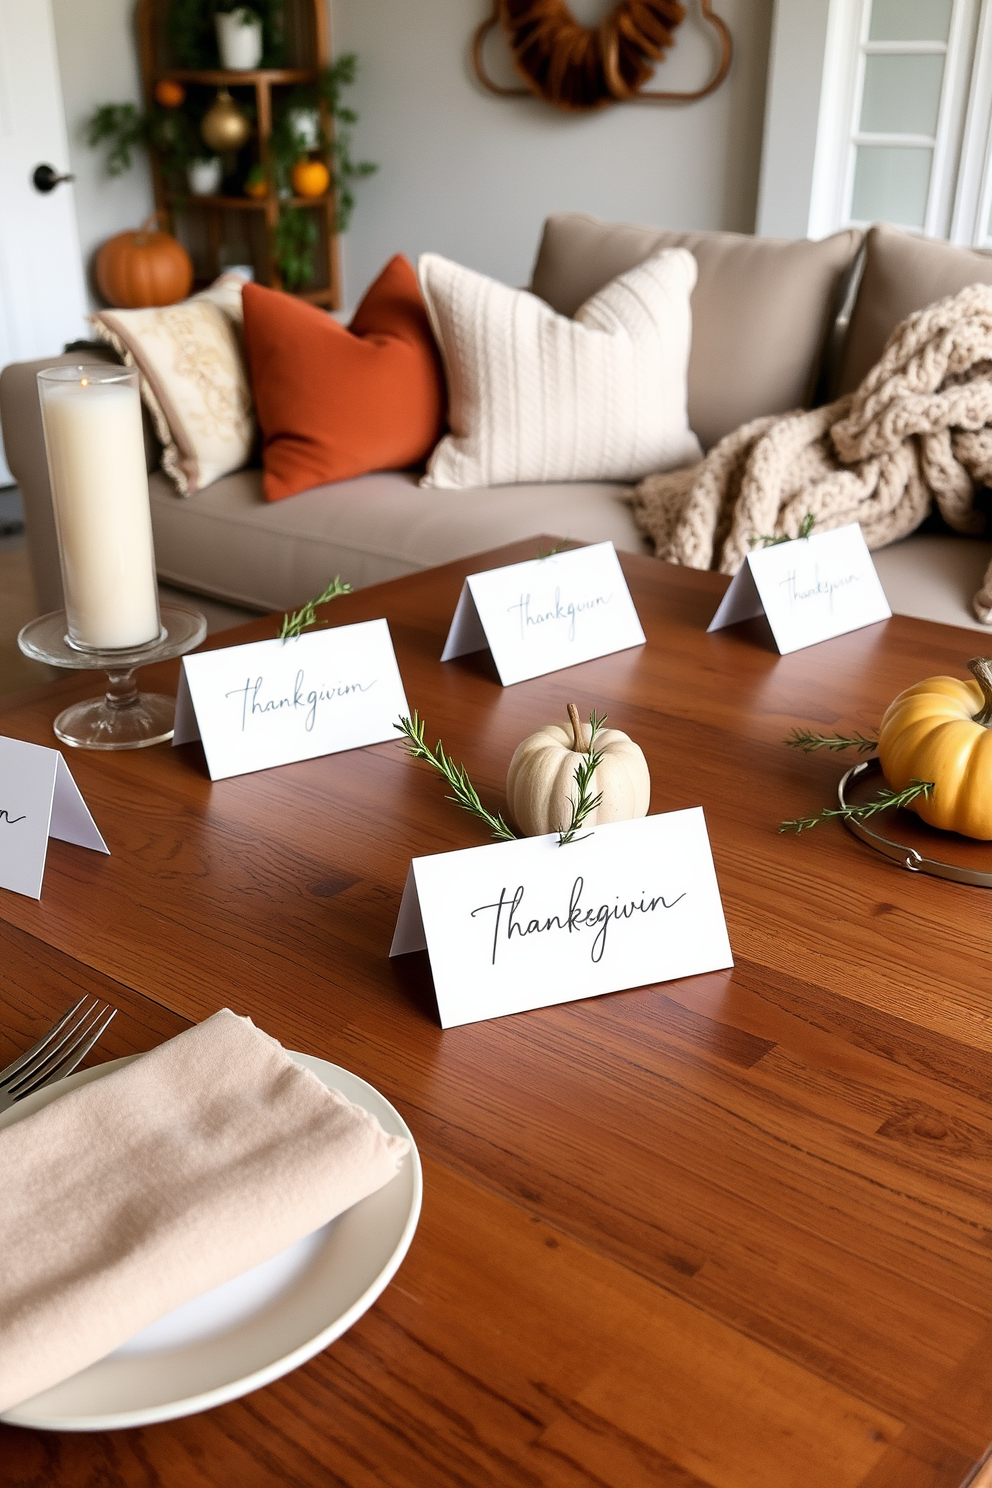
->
<box><xmin>780</xmin><ymin>779</ymin><xmax>933</xmax><ymax>834</ymax></box>
<box><xmin>750</xmin><ymin>512</ymin><xmax>816</xmax><ymax>549</ymax></box>
<box><xmin>278</xmin><ymin>576</ymin><xmax>352</xmax><ymax>641</ymax></box>
<box><xmin>558</xmin><ymin>707</ymin><xmax>606</xmax><ymax>847</ymax></box>
<box><xmin>785</xmin><ymin>727</ymin><xmax>879</xmax><ymax>754</ymax></box>
<box><xmin>395</xmin><ymin>713</ymin><xmax>517</xmax><ymax>843</ymax></box>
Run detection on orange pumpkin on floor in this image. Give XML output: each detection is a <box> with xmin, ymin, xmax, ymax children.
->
<box><xmin>95</xmin><ymin>216</ymin><xmax>193</xmax><ymax>308</ymax></box>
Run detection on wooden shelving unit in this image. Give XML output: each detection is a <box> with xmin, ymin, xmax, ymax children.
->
<box><xmin>136</xmin><ymin>0</ymin><xmax>340</xmax><ymax>307</ymax></box>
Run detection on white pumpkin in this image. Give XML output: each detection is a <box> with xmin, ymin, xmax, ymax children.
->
<box><xmin>506</xmin><ymin>703</ymin><xmax>650</xmax><ymax>836</ymax></box>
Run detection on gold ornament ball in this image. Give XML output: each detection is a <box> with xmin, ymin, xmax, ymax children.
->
<box><xmin>201</xmin><ymin>89</ymin><xmax>251</xmax><ymax>153</ymax></box>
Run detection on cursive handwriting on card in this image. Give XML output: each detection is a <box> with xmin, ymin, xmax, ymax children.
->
<box><xmin>507</xmin><ymin>588</ymin><xmax>613</xmax><ymax>643</ymax></box>
<box><xmin>224</xmin><ymin>670</ymin><xmax>377</xmax><ymax>733</ymax></box>
<box><xmin>471</xmin><ymin>875</ymin><xmax>686</xmax><ymax>965</ymax></box>
<box><xmin>441</xmin><ymin>542</ymin><xmax>645</xmax><ymax>686</ymax></box>
<box><xmin>780</xmin><ymin>566</ymin><xmax>860</xmax><ymax>614</ymax></box>
<box><xmin>0</xmin><ymin>809</ymin><xmax>27</xmax><ymax>825</ymax></box>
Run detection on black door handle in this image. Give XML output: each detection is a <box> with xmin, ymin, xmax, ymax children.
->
<box><xmin>32</xmin><ymin>163</ymin><xmax>76</xmax><ymax>193</ymax></box>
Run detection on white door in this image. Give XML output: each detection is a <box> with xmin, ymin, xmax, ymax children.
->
<box><xmin>0</xmin><ymin>0</ymin><xmax>87</xmax><ymax>482</ymax></box>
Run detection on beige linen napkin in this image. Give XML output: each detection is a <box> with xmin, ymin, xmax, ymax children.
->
<box><xmin>0</xmin><ymin>1009</ymin><xmax>410</xmax><ymax>1413</ymax></box>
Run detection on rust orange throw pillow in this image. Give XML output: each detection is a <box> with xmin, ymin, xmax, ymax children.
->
<box><xmin>242</xmin><ymin>256</ymin><xmax>446</xmax><ymax>501</ymax></box>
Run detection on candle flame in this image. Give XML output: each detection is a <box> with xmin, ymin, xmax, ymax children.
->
<box><xmin>80</xmin><ymin>377</ymin><xmax>89</xmax><ymax>386</ymax></box>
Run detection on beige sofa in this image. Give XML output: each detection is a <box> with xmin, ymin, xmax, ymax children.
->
<box><xmin>3</xmin><ymin>216</ymin><xmax>992</xmax><ymax>629</ymax></box>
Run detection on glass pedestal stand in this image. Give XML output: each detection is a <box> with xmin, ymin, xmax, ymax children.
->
<box><xmin>18</xmin><ymin>604</ymin><xmax>207</xmax><ymax>750</ymax></box>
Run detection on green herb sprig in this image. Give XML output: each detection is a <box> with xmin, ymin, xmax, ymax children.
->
<box><xmin>396</xmin><ymin>713</ymin><xmax>517</xmax><ymax>843</ymax></box>
<box><xmin>785</xmin><ymin>727</ymin><xmax>879</xmax><ymax>755</ymax></box>
<box><xmin>780</xmin><ymin>778</ymin><xmax>933</xmax><ymax>834</ymax></box>
<box><xmin>278</xmin><ymin>576</ymin><xmax>351</xmax><ymax>641</ymax></box>
<box><xmin>750</xmin><ymin>512</ymin><xmax>816</xmax><ymax>549</ymax></box>
<box><xmin>558</xmin><ymin>705</ymin><xmax>606</xmax><ymax>846</ymax></box>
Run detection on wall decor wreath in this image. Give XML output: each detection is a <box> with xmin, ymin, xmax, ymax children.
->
<box><xmin>472</xmin><ymin>0</ymin><xmax>732</xmax><ymax>112</ymax></box>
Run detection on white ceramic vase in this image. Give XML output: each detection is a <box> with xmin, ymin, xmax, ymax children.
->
<box><xmin>188</xmin><ymin>157</ymin><xmax>223</xmax><ymax>196</ymax></box>
<box><xmin>215</xmin><ymin>9</ymin><xmax>264</xmax><ymax>71</ymax></box>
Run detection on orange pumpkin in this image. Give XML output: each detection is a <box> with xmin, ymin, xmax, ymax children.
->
<box><xmin>154</xmin><ymin>79</ymin><xmax>186</xmax><ymax>108</ymax></box>
<box><xmin>290</xmin><ymin>157</ymin><xmax>330</xmax><ymax>198</ymax></box>
<box><xmin>95</xmin><ymin>217</ymin><xmax>193</xmax><ymax>308</ymax></box>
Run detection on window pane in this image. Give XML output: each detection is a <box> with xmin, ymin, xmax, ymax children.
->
<box><xmin>869</xmin><ymin>0</ymin><xmax>952</xmax><ymax>42</ymax></box>
<box><xmin>851</xmin><ymin>145</ymin><xmax>932</xmax><ymax>226</ymax></box>
<box><xmin>860</xmin><ymin>52</ymin><xmax>945</xmax><ymax>135</ymax></box>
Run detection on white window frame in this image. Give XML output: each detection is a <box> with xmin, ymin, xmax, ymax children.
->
<box><xmin>808</xmin><ymin>0</ymin><xmax>981</xmax><ymax>239</ymax></box>
<box><xmin>951</xmin><ymin>0</ymin><xmax>992</xmax><ymax>242</ymax></box>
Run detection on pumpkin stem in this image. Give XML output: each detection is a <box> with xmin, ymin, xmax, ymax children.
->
<box><xmin>567</xmin><ymin>702</ymin><xmax>584</xmax><ymax>752</ymax></box>
<box><xmin>968</xmin><ymin>657</ymin><xmax>992</xmax><ymax>726</ymax></box>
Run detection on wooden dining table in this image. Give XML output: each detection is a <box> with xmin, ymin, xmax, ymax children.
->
<box><xmin>0</xmin><ymin>538</ymin><xmax>989</xmax><ymax>1488</ymax></box>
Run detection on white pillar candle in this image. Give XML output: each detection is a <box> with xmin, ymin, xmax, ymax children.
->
<box><xmin>38</xmin><ymin>367</ymin><xmax>161</xmax><ymax>651</ymax></box>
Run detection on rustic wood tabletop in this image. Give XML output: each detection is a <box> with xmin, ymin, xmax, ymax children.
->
<box><xmin>0</xmin><ymin>540</ymin><xmax>989</xmax><ymax>1488</ymax></box>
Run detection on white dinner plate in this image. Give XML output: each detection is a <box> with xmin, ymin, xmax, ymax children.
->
<box><xmin>0</xmin><ymin>1051</ymin><xmax>422</xmax><ymax>1432</ymax></box>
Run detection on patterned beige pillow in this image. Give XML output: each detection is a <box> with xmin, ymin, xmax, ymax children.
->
<box><xmin>90</xmin><ymin>274</ymin><xmax>254</xmax><ymax>496</ymax></box>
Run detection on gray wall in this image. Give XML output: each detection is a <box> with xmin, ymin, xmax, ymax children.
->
<box><xmin>333</xmin><ymin>0</ymin><xmax>774</xmax><ymax>307</ymax></box>
<box><xmin>51</xmin><ymin>0</ymin><xmax>774</xmax><ymax>310</ymax></box>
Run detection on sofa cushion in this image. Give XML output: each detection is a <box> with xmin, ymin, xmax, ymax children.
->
<box><xmin>419</xmin><ymin>248</ymin><xmax>701</xmax><ymax>489</ymax></box>
<box><xmin>90</xmin><ymin>274</ymin><xmax>254</xmax><ymax>496</ymax></box>
<box><xmin>242</xmin><ymin>256</ymin><xmax>446</xmax><ymax>501</ymax></box>
<box><xmin>871</xmin><ymin>532</ymin><xmax>992</xmax><ymax>632</ymax></box>
<box><xmin>835</xmin><ymin>224</ymin><xmax>992</xmax><ymax>395</ymax></box>
<box><xmin>148</xmin><ymin>467</ymin><xmax>646</xmax><ymax>611</ymax></box>
<box><xmin>529</xmin><ymin>213</ymin><xmax>863</xmax><ymax>450</ymax></box>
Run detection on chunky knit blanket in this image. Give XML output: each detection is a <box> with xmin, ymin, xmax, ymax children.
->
<box><xmin>631</xmin><ymin>282</ymin><xmax>992</xmax><ymax>623</ymax></box>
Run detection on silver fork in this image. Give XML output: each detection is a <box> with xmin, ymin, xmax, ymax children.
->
<box><xmin>0</xmin><ymin>997</ymin><xmax>117</xmax><ymax>1113</ymax></box>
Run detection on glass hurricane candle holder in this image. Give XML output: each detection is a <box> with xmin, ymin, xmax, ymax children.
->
<box><xmin>18</xmin><ymin>605</ymin><xmax>207</xmax><ymax>751</ymax></box>
<box><xmin>38</xmin><ymin>364</ymin><xmax>162</xmax><ymax>653</ymax></box>
<box><xmin>29</xmin><ymin>365</ymin><xmax>206</xmax><ymax>749</ymax></box>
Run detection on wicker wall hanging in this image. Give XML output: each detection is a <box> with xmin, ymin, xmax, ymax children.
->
<box><xmin>472</xmin><ymin>0</ymin><xmax>732</xmax><ymax>112</ymax></box>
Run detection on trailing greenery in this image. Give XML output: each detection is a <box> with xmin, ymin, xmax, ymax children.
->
<box><xmin>273</xmin><ymin>206</ymin><xmax>319</xmax><ymax>291</ymax></box>
<box><xmin>270</xmin><ymin>55</ymin><xmax>377</xmax><ymax>232</ymax></box>
<box><xmin>278</xmin><ymin>576</ymin><xmax>352</xmax><ymax>640</ymax></box>
<box><xmin>750</xmin><ymin>512</ymin><xmax>816</xmax><ymax>549</ymax></box>
<box><xmin>785</xmin><ymin>727</ymin><xmax>879</xmax><ymax>755</ymax></box>
<box><xmin>396</xmin><ymin>714</ymin><xmax>517</xmax><ymax>843</ymax></box>
<box><xmin>780</xmin><ymin>779</ymin><xmax>933</xmax><ymax>834</ymax></box>
<box><xmin>87</xmin><ymin>102</ymin><xmax>208</xmax><ymax>184</ymax></box>
<box><xmin>558</xmin><ymin>711</ymin><xmax>606</xmax><ymax>846</ymax></box>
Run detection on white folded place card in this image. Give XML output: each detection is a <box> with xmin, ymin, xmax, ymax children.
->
<box><xmin>173</xmin><ymin>620</ymin><xmax>409</xmax><ymax>781</ymax></box>
<box><xmin>0</xmin><ymin>736</ymin><xmax>109</xmax><ymax>900</ymax></box>
<box><xmin>390</xmin><ymin>809</ymin><xmax>733</xmax><ymax>1029</ymax></box>
<box><xmin>707</xmin><ymin>523</ymin><xmax>891</xmax><ymax>654</ymax></box>
<box><xmin>441</xmin><ymin>542</ymin><xmax>646</xmax><ymax>686</ymax></box>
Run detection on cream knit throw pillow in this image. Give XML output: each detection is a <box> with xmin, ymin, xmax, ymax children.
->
<box><xmin>418</xmin><ymin>248</ymin><xmax>702</xmax><ymax>489</ymax></box>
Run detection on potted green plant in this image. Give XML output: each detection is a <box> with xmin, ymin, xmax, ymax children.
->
<box><xmin>214</xmin><ymin>4</ymin><xmax>263</xmax><ymax>70</ymax></box>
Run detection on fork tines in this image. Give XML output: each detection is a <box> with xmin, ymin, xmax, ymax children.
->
<box><xmin>0</xmin><ymin>998</ymin><xmax>117</xmax><ymax>1105</ymax></box>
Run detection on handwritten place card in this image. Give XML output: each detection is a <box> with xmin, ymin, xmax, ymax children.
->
<box><xmin>0</xmin><ymin>736</ymin><xmax>109</xmax><ymax>899</ymax></box>
<box><xmin>441</xmin><ymin>542</ymin><xmax>646</xmax><ymax>686</ymax></box>
<box><xmin>173</xmin><ymin>620</ymin><xmax>409</xmax><ymax>781</ymax></box>
<box><xmin>390</xmin><ymin>809</ymin><xmax>732</xmax><ymax>1029</ymax></box>
<box><xmin>707</xmin><ymin>523</ymin><xmax>891</xmax><ymax>654</ymax></box>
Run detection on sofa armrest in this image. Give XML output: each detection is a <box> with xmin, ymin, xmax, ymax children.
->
<box><xmin>0</xmin><ymin>349</ymin><xmax>119</xmax><ymax>612</ymax></box>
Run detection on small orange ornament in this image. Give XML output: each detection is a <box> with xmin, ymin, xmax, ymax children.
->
<box><xmin>290</xmin><ymin>157</ymin><xmax>330</xmax><ymax>198</ymax></box>
<box><xmin>244</xmin><ymin>165</ymin><xmax>268</xmax><ymax>199</ymax></box>
<box><xmin>154</xmin><ymin>79</ymin><xmax>186</xmax><ymax>109</ymax></box>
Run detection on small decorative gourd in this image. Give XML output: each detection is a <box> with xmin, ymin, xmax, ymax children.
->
<box><xmin>506</xmin><ymin>703</ymin><xmax>650</xmax><ymax>836</ymax></box>
<box><xmin>878</xmin><ymin>657</ymin><xmax>992</xmax><ymax>839</ymax></box>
